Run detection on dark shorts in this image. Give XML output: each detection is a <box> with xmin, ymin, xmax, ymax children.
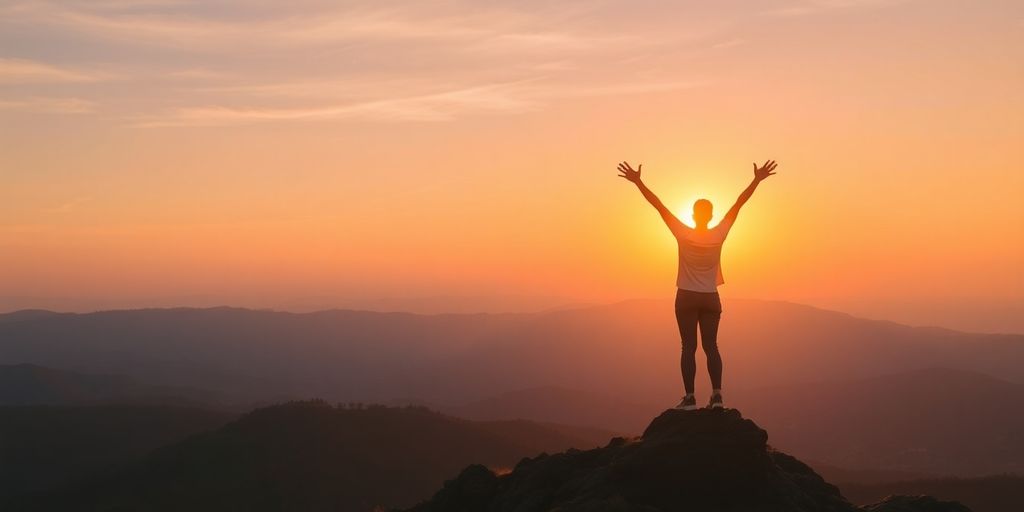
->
<box><xmin>674</xmin><ymin>289</ymin><xmax>722</xmax><ymax>319</ymax></box>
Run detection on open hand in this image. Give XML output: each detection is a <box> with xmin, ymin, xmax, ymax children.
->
<box><xmin>617</xmin><ymin>161</ymin><xmax>643</xmax><ymax>184</ymax></box>
<box><xmin>753</xmin><ymin>160</ymin><xmax>778</xmax><ymax>181</ymax></box>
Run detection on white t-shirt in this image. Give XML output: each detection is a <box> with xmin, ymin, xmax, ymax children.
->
<box><xmin>671</xmin><ymin>218</ymin><xmax>734</xmax><ymax>293</ymax></box>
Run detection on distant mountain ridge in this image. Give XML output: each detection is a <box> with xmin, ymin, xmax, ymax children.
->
<box><xmin>0</xmin><ymin>404</ymin><xmax>233</xmax><ymax>498</ymax></box>
<box><xmin>440</xmin><ymin>385</ymin><xmax>658</xmax><ymax>434</ymax></box>
<box><xmin>1</xmin><ymin>300</ymin><xmax>1021</xmax><ymax>406</ymax></box>
<box><xmin>737</xmin><ymin>367</ymin><xmax>1024</xmax><ymax>475</ymax></box>
<box><xmin>445</xmin><ymin>367</ymin><xmax>1024</xmax><ymax>476</ymax></box>
<box><xmin>0</xmin><ymin>309</ymin><xmax>62</xmax><ymax>323</ymax></box>
<box><xmin>0</xmin><ymin>364</ymin><xmax>214</xmax><ymax>407</ymax></box>
<box><xmin>3</xmin><ymin>301</ymin><xmax>1023</xmax><ymax>478</ymax></box>
<box><xmin>5</xmin><ymin>403</ymin><xmax>974</xmax><ymax>512</ymax></box>
<box><xmin>5</xmin><ymin>401</ymin><xmax>616</xmax><ymax>511</ymax></box>
<box><xmin>840</xmin><ymin>475</ymin><xmax>1024</xmax><ymax>512</ymax></box>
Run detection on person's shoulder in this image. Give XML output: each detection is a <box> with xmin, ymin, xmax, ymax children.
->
<box><xmin>708</xmin><ymin>220</ymin><xmax>732</xmax><ymax>240</ymax></box>
<box><xmin>671</xmin><ymin>222</ymin><xmax>693</xmax><ymax>238</ymax></box>
<box><xmin>714</xmin><ymin>217</ymin><xmax>736</xmax><ymax>232</ymax></box>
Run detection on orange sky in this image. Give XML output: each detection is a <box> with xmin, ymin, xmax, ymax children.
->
<box><xmin>1</xmin><ymin>1</ymin><xmax>1022</xmax><ymax>332</ymax></box>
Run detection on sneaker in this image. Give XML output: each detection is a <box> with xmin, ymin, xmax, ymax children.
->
<box><xmin>675</xmin><ymin>395</ymin><xmax>697</xmax><ymax>411</ymax></box>
<box><xmin>708</xmin><ymin>391</ymin><xmax>724</xmax><ymax>409</ymax></box>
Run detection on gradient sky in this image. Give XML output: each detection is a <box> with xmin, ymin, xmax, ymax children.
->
<box><xmin>1</xmin><ymin>0</ymin><xmax>1022</xmax><ymax>332</ymax></box>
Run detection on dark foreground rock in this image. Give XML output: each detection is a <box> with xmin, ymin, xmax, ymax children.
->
<box><xmin>862</xmin><ymin>495</ymin><xmax>972</xmax><ymax>512</ymax></box>
<box><xmin>406</xmin><ymin>408</ymin><xmax>970</xmax><ymax>512</ymax></box>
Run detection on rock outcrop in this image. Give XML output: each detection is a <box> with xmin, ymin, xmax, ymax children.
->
<box><xmin>407</xmin><ymin>408</ymin><xmax>970</xmax><ymax>512</ymax></box>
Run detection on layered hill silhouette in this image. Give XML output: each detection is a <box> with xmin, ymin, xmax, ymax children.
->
<box><xmin>5</xmin><ymin>403</ymin><xmax>976</xmax><ymax>512</ymax></box>
<box><xmin>3</xmin><ymin>302</ymin><xmax>1022</xmax><ymax>480</ymax></box>
<box><xmin>0</xmin><ymin>404</ymin><xmax>232</xmax><ymax>498</ymax></box>
<box><xmin>407</xmin><ymin>408</ymin><xmax>970</xmax><ymax>512</ymax></box>
<box><xmin>415</xmin><ymin>299</ymin><xmax>1023</xmax><ymax>402</ymax></box>
<box><xmin>6</xmin><ymin>402</ymin><xmax>614</xmax><ymax>511</ymax></box>
<box><xmin>1</xmin><ymin>301</ymin><xmax>1021</xmax><ymax>407</ymax></box>
<box><xmin>446</xmin><ymin>368</ymin><xmax>1024</xmax><ymax>475</ymax></box>
<box><xmin>841</xmin><ymin>475</ymin><xmax>1024</xmax><ymax>512</ymax></box>
<box><xmin>0</xmin><ymin>306</ymin><xmax>526</xmax><ymax>403</ymax></box>
<box><xmin>0</xmin><ymin>363</ymin><xmax>214</xmax><ymax>407</ymax></box>
<box><xmin>440</xmin><ymin>385</ymin><xmax>657</xmax><ymax>434</ymax></box>
<box><xmin>734</xmin><ymin>368</ymin><xmax>1024</xmax><ymax>476</ymax></box>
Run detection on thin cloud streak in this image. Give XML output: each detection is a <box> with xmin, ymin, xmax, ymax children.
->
<box><xmin>134</xmin><ymin>78</ymin><xmax>707</xmax><ymax>127</ymax></box>
<box><xmin>0</xmin><ymin>96</ymin><xmax>96</xmax><ymax>113</ymax></box>
<box><xmin>712</xmin><ymin>38</ymin><xmax>745</xmax><ymax>49</ymax></box>
<box><xmin>165</xmin><ymin>68</ymin><xmax>233</xmax><ymax>81</ymax></box>
<box><xmin>1</xmin><ymin>1</ymin><xmax>632</xmax><ymax>54</ymax></box>
<box><xmin>0</xmin><ymin>58</ymin><xmax>108</xmax><ymax>84</ymax></box>
<box><xmin>764</xmin><ymin>0</ymin><xmax>908</xmax><ymax>17</ymax></box>
<box><xmin>1</xmin><ymin>2</ymin><xmax>726</xmax><ymax>125</ymax></box>
<box><xmin>42</xmin><ymin>196</ymin><xmax>94</xmax><ymax>214</ymax></box>
<box><xmin>134</xmin><ymin>82</ymin><xmax>543</xmax><ymax>126</ymax></box>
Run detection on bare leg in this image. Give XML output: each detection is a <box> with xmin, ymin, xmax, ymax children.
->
<box><xmin>675</xmin><ymin>291</ymin><xmax>699</xmax><ymax>394</ymax></box>
<box><xmin>698</xmin><ymin>298</ymin><xmax>723</xmax><ymax>390</ymax></box>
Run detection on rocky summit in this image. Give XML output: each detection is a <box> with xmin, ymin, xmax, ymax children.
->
<box><xmin>406</xmin><ymin>408</ymin><xmax>971</xmax><ymax>512</ymax></box>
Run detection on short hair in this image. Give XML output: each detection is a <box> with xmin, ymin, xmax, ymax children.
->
<box><xmin>693</xmin><ymin>198</ymin><xmax>713</xmax><ymax>212</ymax></box>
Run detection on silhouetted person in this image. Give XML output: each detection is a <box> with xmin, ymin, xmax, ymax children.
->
<box><xmin>617</xmin><ymin>160</ymin><xmax>778</xmax><ymax>410</ymax></box>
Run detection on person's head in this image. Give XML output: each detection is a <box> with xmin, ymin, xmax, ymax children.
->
<box><xmin>693</xmin><ymin>199</ymin><xmax>713</xmax><ymax>227</ymax></box>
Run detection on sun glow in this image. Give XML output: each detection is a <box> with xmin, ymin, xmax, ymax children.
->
<box><xmin>0</xmin><ymin>0</ymin><xmax>1021</xmax><ymax>331</ymax></box>
<box><xmin>676</xmin><ymin>202</ymin><xmax>697</xmax><ymax>228</ymax></box>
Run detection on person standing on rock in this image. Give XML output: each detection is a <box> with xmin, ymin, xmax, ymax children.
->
<box><xmin>616</xmin><ymin>159</ymin><xmax>778</xmax><ymax>410</ymax></box>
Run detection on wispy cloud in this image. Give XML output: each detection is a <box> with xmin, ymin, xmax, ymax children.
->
<box><xmin>80</xmin><ymin>0</ymin><xmax>195</xmax><ymax>8</ymax></box>
<box><xmin>570</xmin><ymin>80</ymin><xmax>709</xmax><ymax>97</ymax></box>
<box><xmin>712</xmin><ymin>38</ymin><xmax>745</xmax><ymax>49</ymax></box>
<box><xmin>136</xmin><ymin>78</ymin><xmax>706</xmax><ymax>127</ymax></box>
<box><xmin>0</xmin><ymin>96</ymin><xmax>96</xmax><ymax>113</ymax></box>
<box><xmin>0</xmin><ymin>58</ymin><xmax>108</xmax><ymax>84</ymax></box>
<box><xmin>1</xmin><ymin>2</ymin><xmax>253</xmax><ymax>49</ymax></box>
<box><xmin>164</xmin><ymin>68</ymin><xmax>232</xmax><ymax>81</ymax></box>
<box><xmin>0</xmin><ymin>2</ymin><xmax>727</xmax><ymax>125</ymax></box>
<box><xmin>135</xmin><ymin>81</ymin><xmax>542</xmax><ymax>126</ymax></box>
<box><xmin>766</xmin><ymin>5</ymin><xmax>817</xmax><ymax>17</ymax></box>
<box><xmin>0</xmin><ymin>2</ymin><xmax>626</xmax><ymax>53</ymax></box>
<box><xmin>42</xmin><ymin>196</ymin><xmax>94</xmax><ymax>213</ymax></box>
<box><xmin>764</xmin><ymin>0</ymin><xmax>907</xmax><ymax>17</ymax></box>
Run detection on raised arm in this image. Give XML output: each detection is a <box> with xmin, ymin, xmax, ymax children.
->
<box><xmin>617</xmin><ymin>161</ymin><xmax>685</xmax><ymax>233</ymax></box>
<box><xmin>723</xmin><ymin>159</ymin><xmax>777</xmax><ymax>225</ymax></box>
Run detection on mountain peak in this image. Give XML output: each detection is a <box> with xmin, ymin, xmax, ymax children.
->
<box><xmin>641</xmin><ymin>407</ymin><xmax>764</xmax><ymax>442</ymax></box>
<box><xmin>407</xmin><ymin>408</ymin><xmax>970</xmax><ymax>512</ymax></box>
